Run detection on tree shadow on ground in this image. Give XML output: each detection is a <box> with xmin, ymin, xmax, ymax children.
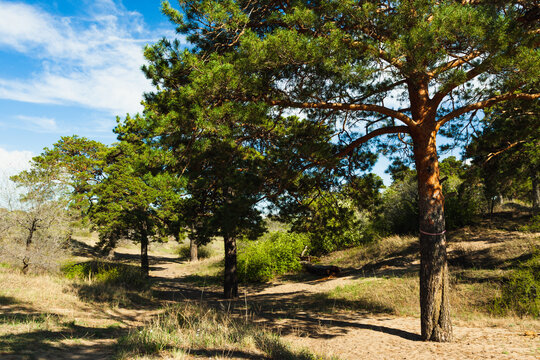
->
<box><xmin>0</xmin><ymin>324</ymin><xmax>125</xmax><ymax>360</ymax></box>
<box><xmin>448</xmin><ymin>247</ymin><xmax>536</xmax><ymax>270</ymax></box>
<box><xmin>69</xmin><ymin>238</ymin><xmax>101</xmax><ymax>258</ymax></box>
<box><xmin>151</xmin><ymin>275</ymin><xmax>223</xmax><ymax>302</ymax></box>
<box><xmin>0</xmin><ymin>295</ymin><xmax>19</xmax><ymax>306</ymax></box>
<box><xmin>0</xmin><ymin>299</ymin><xmax>126</xmax><ymax>360</ymax></box>
<box><xmin>113</xmin><ymin>250</ymin><xmax>185</xmax><ymax>265</ymax></box>
<box><xmin>236</xmin><ymin>291</ymin><xmax>421</xmax><ymax>341</ymax></box>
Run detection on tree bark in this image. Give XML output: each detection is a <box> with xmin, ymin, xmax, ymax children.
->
<box><xmin>532</xmin><ymin>170</ymin><xmax>539</xmax><ymax>212</ymax></box>
<box><xmin>190</xmin><ymin>237</ymin><xmax>198</xmax><ymax>262</ymax></box>
<box><xmin>22</xmin><ymin>219</ymin><xmax>38</xmax><ymax>274</ymax></box>
<box><xmin>223</xmin><ymin>234</ymin><xmax>238</xmax><ymax>299</ymax></box>
<box><xmin>413</xmin><ymin>129</ymin><xmax>453</xmax><ymax>342</ymax></box>
<box><xmin>140</xmin><ymin>229</ymin><xmax>149</xmax><ymax>276</ymax></box>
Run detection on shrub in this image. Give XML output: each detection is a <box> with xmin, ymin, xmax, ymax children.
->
<box><xmin>304</xmin><ymin>208</ymin><xmax>375</xmax><ymax>256</ymax></box>
<box><xmin>444</xmin><ymin>178</ymin><xmax>485</xmax><ymax>230</ymax></box>
<box><xmin>519</xmin><ymin>215</ymin><xmax>540</xmax><ymax>232</ymax></box>
<box><xmin>237</xmin><ymin>232</ymin><xmax>308</xmax><ymax>283</ymax></box>
<box><xmin>377</xmin><ymin>176</ymin><xmax>418</xmax><ymax>235</ymax></box>
<box><xmin>61</xmin><ymin>260</ymin><xmax>149</xmax><ymax>290</ymax></box>
<box><xmin>493</xmin><ymin>250</ymin><xmax>539</xmax><ymax>317</ymax></box>
<box><xmin>177</xmin><ymin>243</ymin><xmax>213</xmax><ymax>260</ymax></box>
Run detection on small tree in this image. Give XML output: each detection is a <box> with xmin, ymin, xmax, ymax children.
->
<box><xmin>6</xmin><ymin>165</ymin><xmax>71</xmax><ymax>273</ymax></box>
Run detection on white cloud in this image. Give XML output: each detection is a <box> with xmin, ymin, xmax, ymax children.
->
<box><xmin>16</xmin><ymin>115</ymin><xmax>58</xmax><ymax>133</ymax></box>
<box><xmin>0</xmin><ymin>147</ymin><xmax>33</xmax><ymax>177</ymax></box>
<box><xmin>0</xmin><ymin>1</ymin><xmax>165</xmax><ymax>115</ymax></box>
<box><xmin>0</xmin><ymin>147</ymin><xmax>33</xmax><ymax>209</ymax></box>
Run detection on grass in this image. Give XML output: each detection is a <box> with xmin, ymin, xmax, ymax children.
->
<box><xmin>0</xmin><ymin>266</ymin><xmax>127</xmax><ymax>358</ymax></box>
<box><xmin>0</xmin><ymin>212</ymin><xmax>537</xmax><ymax>359</ymax></box>
<box><xmin>116</xmin><ymin>302</ymin><xmax>337</xmax><ymax>360</ymax></box>
<box><xmin>323</xmin><ymin>235</ymin><xmax>418</xmax><ymax>270</ymax></box>
<box><xmin>315</xmin><ymin>214</ymin><xmax>539</xmax><ymax>322</ymax></box>
<box><xmin>319</xmin><ymin>276</ymin><xmax>418</xmax><ymax>316</ymax></box>
<box><xmin>176</xmin><ymin>246</ymin><xmax>225</xmax><ymax>287</ymax></box>
<box><xmin>61</xmin><ymin>260</ymin><xmax>153</xmax><ymax>307</ymax></box>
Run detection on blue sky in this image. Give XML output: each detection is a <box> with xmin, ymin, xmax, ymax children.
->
<box><xmin>0</xmin><ymin>0</ymin><xmax>178</xmax><ymax>177</ymax></box>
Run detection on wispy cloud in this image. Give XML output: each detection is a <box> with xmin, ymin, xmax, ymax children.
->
<box><xmin>0</xmin><ymin>1</ymin><xmax>171</xmax><ymax>115</ymax></box>
<box><xmin>15</xmin><ymin>115</ymin><xmax>59</xmax><ymax>133</ymax></box>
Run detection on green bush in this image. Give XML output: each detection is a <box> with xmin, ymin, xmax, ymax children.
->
<box><xmin>237</xmin><ymin>232</ymin><xmax>308</xmax><ymax>283</ymax></box>
<box><xmin>62</xmin><ymin>260</ymin><xmax>149</xmax><ymax>290</ymax></box>
<box><xmin>520</xmin><ymin>215</ymin><xmax>540</xmax><ymax>232</ymax></box>
<box><xmin>377</xmin><ymin>176</ymin><xmax>418</xmax><ymax>235</ymax></box>
<box><xmin>493</xmin><ymin>250</ymin><xmax>539</xmax><ymax>317</ymax></box>
<box><xmin>177</xmin><ymin>243</ymin><xmax>213</xmax><ymax>260</ymax></box>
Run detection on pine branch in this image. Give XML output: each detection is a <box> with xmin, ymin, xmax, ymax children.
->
<box><xmin>437</xmin><ymin>92</ymin><xmax>540</xmax><ymax>128</ymax></box>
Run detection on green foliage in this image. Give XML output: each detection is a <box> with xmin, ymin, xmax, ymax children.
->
<box><xmin>379</xmin><ymin>157</ymin><xmax>486</xmax><ymax>233</ymax></box>
<box><xmin>519</xmin><ymin>215</ymin><xmax>540</xmax><ymax>233</ymax></box>
<box><xmin>237</xmin><ymin>232</ymin><xmax>309</xmax><ymax>283</ymax></box>
<box><xmin>440</xmin><ymin>157</ymin><xmax>485</xmax><ymax>229</ymax></box>
<box><xmin>378</xmin><ymin>172</ymin><xmax>418</xmax><ymax>235</ymax></box>
<box><xmin>277</xmin><ymin>174</ymin><xmax>382</xmax><ymax>255</ymax></box>
<box><xmin>466</xmin><ymin>83</ymin><xmax>540</xmax><ymax>209</ymax></box>
<box><xmin>62</xmin><ymin>261</ymin><xmax>149</xmax><ymax>290</ymax></box>
<box><xmin>493</xmin><ymin>250</ymin><xmax>540</xmax><ymax>317</ymax></box>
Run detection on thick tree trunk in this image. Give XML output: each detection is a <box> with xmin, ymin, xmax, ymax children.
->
<box><xmin>223</xmin><ymin>234</ymin><xmax>238</xmax><ymax>299</ymax></box>
<box><xmin>413</xmin><ymin>130</ymin><xmax>452</xmax><ymax>342</ymax></box>
<box><xmin>140</xmin><ymin>231</ymin><xmax>149</xmax><ymax>276</ymax></box>
<box><xmin>190</xmin><ymin>237</ymin><xmax>198</xmax><ymax>262</ymax></box>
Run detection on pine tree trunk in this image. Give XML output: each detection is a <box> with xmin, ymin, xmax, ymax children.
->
<box><xmin>140</xmin><ymin>230</ymin><xmax>149</xmax><ymax>276</ymax></box>
<box><xmin>223</xmin><ymin>234</ymin><xmax>238</xmax><ymax>299</ymax></box>
<box><xmin>413</xmin><ymin>130</ymin><xmax>453</xmax><ymax>342</ymax></box>
<box><xmin>190</xmin><ymin>237</ymin><xmax>198</xmax><ymax>262</ymax></box>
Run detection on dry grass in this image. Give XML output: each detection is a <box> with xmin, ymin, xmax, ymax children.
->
<box><xmin>323</xmin><ymin>235</ymin><xmax>418</xmax><ymax>269</ymax></box>
<box><xmin>116</xmin><ymin>303</ymin><xmax>337</xmax><ymax>360</ymax></box>
<box><xmin>315</xmin><ymin>215</ymin><xmax>540</xmax><ymax>323</ymax></box>
<box><xmin>0</xmin><ymin>266</ymin><xmax>127</xmax><ymax>358</ymax></box>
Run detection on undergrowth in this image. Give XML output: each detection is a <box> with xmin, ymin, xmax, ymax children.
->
<box><xmin>62</xmin><ymin>260</ymin><xmax>151</xmax><ymax>306</ymax></box>
<box><xmin>116</xmin><ymin>303</ymin><xmax>335</xmax><ymax>360</ymax></box>
<box><xmin>492</xmin><ymin>249</ymin><xmax>540</xmax><ymax>317</ymax></box>
<box><xmin>237</xmin><ymin>232</ymin><xmax>309</xmax><ymax>283</ymax></box>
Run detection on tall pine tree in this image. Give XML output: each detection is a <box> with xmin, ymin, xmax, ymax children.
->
<box><xmin>144</xmin><ymin>0</ymin><xmax>539</xmax><ymax>341</ymax></box>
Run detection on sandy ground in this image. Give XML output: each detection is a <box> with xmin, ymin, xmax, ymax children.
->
<box><xmin>284</xmin><ymin>315</ymin><xmax>539</xmax><ymax>360</ymax></box>
<box><xmin>148</xmin><ymin>246</ymin><xmax>540</xmax><ymax>360</ymax></box>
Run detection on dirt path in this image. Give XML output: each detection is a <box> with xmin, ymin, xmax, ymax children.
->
<box><xmin>143</xmin><ymin>249</ymin><xmax>540</xmax><ymax>360</ymax></box>
<box><xmin>3</xmin><ymin>238</ymin><xmax>537</xmax><ymax>360</ymax></box>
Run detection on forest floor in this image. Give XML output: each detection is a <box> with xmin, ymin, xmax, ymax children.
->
<box><xmin>0</xmin><ymin>210</ymin><xmax>539</xmax><ymax>359</ymax></box>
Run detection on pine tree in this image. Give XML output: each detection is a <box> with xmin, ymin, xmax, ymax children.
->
<box><xmin>144</xmin><ymin>0</ymin><xmax>539</xmax><ymax>340</ymax></box>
